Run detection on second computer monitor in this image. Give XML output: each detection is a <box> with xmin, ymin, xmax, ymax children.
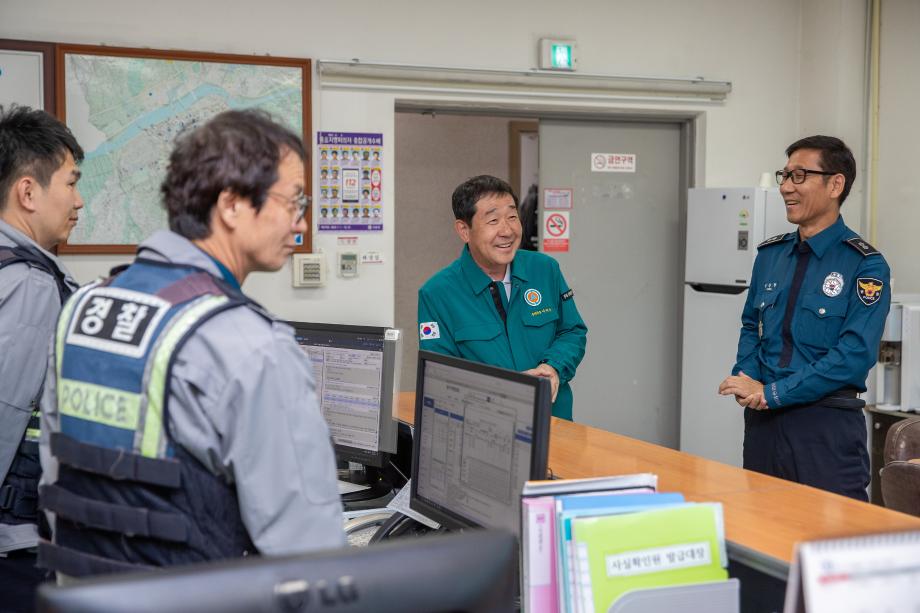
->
<box><xmin>289</xmin><ymin>322</ymin><xmax>401</xmax><ymax>467</ymax></box>
<box><xmin>37</xmin><ymin>529</ymin><xmax>518</xmax><ymax>613</ymax></box>
<box><xmin>410</xmin><ymin>350</ymin><xmax>552</xmax><ymax>534</ymax></box>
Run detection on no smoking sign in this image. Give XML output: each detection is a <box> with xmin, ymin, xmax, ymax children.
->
<box><xmin>543</xmin><ymin>211</ymin><xmax>570</xmax><ymax>252</ymax></box>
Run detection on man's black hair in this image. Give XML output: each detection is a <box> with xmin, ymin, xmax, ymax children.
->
<box><xmin>0</xmin><ymin>105</ymin><xmax>84</xmax><ymax>210</ymax></box>
<box><xmin>451</xmin><ymin>175</ymin><xmax>519</xmax><ymax>225</ymax></box>
<box><xmin>161</xmin><ymin>108</ymin><xmax>305</xmax><ymax>239</ymax></box>
<box><xmin>786</xmin><ymin>135</ymin><xmax>856</xmax><ymax>206</ymax></box>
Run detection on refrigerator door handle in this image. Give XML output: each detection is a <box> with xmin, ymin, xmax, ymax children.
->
<box><xmin>687</xmin><ymin>283</ymin><xmax>748</xmax><ymax>295</ymax></box>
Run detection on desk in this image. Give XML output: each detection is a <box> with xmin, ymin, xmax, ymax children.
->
<box><xmin>397</xmin><ymin>391</ymin><xmax>920</xmax><ymax>572</ymax></box>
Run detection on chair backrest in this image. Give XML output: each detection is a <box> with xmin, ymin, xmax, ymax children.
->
<box><xmin>880</xmin><ymin>416</ymin><xmax>920</xmax><ymax>517</ymax></box>
<box><xmin>885</xmin><ymin>416</ymin><xmax>920</xmax><ymax>464</ymax></box>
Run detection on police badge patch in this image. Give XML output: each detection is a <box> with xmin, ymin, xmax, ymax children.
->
<box><xmin>822</xmin><ymin>272</ymin><xmax>844</xmax><ymax>297</ymax></box>
<box><xmin>856</xmin><ymin>277</ymin><xmax>884</xmax><ymax>306</ymax></box>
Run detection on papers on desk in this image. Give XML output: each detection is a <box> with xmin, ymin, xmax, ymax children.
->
<box><xmin>784</xmin><ymin>530</ymin><xmax>920</xmax><ymax>613</ymax></box>
<box><xmin>523</xmin><ymin>473</ymin><xmax>658</xmax><ymax>497</ymax></box>
<box><xmin>386</xmin><ymin>479</ymin><xmax>440</xmax><ymax>530</ymax></box>
<box><xmin>521</xmin><ymin>474</ymin><xmax>733</xmax><ymax>613</ymax></box>
<box><xmin>338</xmin><ymin>479</ymin><xmax>371</xmax><ymax>495</ymax></box>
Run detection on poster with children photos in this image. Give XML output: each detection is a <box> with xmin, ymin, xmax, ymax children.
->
<box><xmin>317</xmin><ymin>132</ymin><xmax>383</xmax><ymax>232</ymax></box>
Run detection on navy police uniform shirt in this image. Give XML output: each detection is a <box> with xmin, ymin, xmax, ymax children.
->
<box><xmin>732</xmin><ymin>215</ymin><xmax>890</xmax><ymax>408</ymax></box>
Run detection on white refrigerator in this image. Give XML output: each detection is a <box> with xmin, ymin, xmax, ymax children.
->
<box><xmin>679</xmin><ymin>187</ymin><xmax>795</xmax><ymax>466</ymax></box>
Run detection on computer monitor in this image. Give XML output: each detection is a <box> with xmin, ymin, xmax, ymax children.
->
<box><xmin>410</xmin><ymin>350</ymin><xmax>552</xmax><ymax>534</ymax></box>
<box><xmin>288</xmin><ymin>322</ymin><xmax>401</xmax><ymax>468</ymax></box>
<box><xmin>36</xmin><ymin>529</ymin><xmax>517</xmax><ymax>613</ymax></box>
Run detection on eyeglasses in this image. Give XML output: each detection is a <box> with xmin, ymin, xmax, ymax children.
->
<box><xmin>775</xmin><ymin>168</ymin><xmax>838</xmax><ymax>185</ymax></box>
<box><xmin>267</xmin><ymin>191</ymin><xmax>311</xmax><ymax>222</ymax></box>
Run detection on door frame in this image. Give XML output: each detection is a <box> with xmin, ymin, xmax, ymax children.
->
<box><xmin>393</xmin><ymin>99</ymin><xmax>699</xmax><ymax>433</ymax></box>
<box><xmin>395</xmin><ymin>98</ymin><xmax>702</xmax><ymax>189</ymax></box>
<box><xmin>508</xmin><ymin>120</ymin><xmax>539</xmax><ymax>198</ymax></box>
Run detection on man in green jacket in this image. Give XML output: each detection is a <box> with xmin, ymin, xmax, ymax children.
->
<box><xmin>418</xmin><ymin>175</ymin><xmax>587</xmax><ymax>420</ymax></box>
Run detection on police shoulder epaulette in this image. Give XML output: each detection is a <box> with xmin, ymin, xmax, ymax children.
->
<box><xmin>845</xmin><ymin>236</ymin><xmax>880</xmax><ymax>257</ymax></box>
<box><xmin>757</xmin><ymin>233</ymin><xmax>790</xmax><ymax>249</ymax></box>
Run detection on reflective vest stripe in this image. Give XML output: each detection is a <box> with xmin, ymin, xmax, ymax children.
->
<box><xmin>24</xmin><ymin>410</ymin><xmax>41</xmax><ymax>441</ymax></box>
<box><xmin>139</xmin><ymin>294</ymin><xmax>230</xmax><ymax>459</ymax></box>
<box><xmin>57</xmin><ymin>379</ymin><xmax>141</xmax><ymax>431</ymax></box>
<box><xmin>56</xmin><ymin>283</ymin><xmax>96</xmax><ymax>378</ymax></box>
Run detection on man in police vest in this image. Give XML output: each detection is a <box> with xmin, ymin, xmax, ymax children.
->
<box><xmin>0</xmin><ymin>105</ymin><xmax>83</xmax><ymax>610</ymax></box>
<box><xmin>418</xmin><ymin>175</ymin><xmax>587</xmax><ymax>420</ymax></box>
<box><xmin>39</xmin><ymin>109</ymin><xmax>345</xmax><ymax>578</ymax></box>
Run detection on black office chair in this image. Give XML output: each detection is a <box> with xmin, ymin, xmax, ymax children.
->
<box><xmin>880</xmin><ymin>415</ymin><xmax>920</xmax><ymax>516</ymax></box>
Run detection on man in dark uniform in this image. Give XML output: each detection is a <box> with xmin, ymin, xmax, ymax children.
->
<box><xmin>719</xmin><ymin>135</ymin><xmax>890</xmax><ymax>501</ymax></box>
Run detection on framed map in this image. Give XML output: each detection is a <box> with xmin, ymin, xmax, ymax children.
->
<box><xmin>0</xmin><ymin>39</ymin><xmax>55</xmax><ymax>112</ymax></box>
<box><xmin>56</xmin><ymin>44</ymin><xmax>312</xmax><ymax>253</ymax></box>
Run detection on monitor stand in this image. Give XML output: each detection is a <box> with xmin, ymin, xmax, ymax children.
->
<box><xmin>369</xmin><ymin>511</ymin><xmax>438</xmax><ymax>543</ymax></box>
<box><xmin>338</xmin><ymin>423</ymin><xmax>413</xmax><ymax>508</ymax></box>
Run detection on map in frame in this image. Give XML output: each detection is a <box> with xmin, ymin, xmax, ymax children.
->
<box><xmin>60</xmin><ymin>47</ymin><xmax>307</xmax><ymax>251</ymax></box>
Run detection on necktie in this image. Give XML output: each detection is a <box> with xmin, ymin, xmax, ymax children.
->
<box><xmin>779</xmin><ymin>241</ymin><xmax>812</xmax><ymax>368</ymax></box>
<box><xmin>488</xmin><ymin>281</ymin><xmax>507</xmax><ymax>326</ymax></box>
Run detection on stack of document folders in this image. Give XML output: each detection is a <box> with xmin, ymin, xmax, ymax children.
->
<box><xmin>521</xmin><ymin>473</ymin><xmax>740</xmax><ymax>613</ymax></box>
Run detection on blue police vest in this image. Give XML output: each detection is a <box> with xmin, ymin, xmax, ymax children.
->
<box><xmin>38</xmin><ymin>259</ymin><xmax>266</xmax><ymax>577</ymax></box>
<box><xmin>0</xmin><ymin>246</ymin><xmax>73</xmax><ymax>528</ymax></box>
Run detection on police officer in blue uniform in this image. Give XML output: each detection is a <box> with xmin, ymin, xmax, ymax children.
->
<box><xmin>720</xmin><ymin>136</ymin><xmax>890</xmax><ymax>501</ymax></box>
<box><xmin>0</xmin><ymin>106</ymin><xmax>83</xmax><ymax>612</ymax></box>
<box><xmin>418</xmin><ymin>175</ymin><xmax>587</xmax><ymax>420</ymax></box>
<box><xmin>39</xmin><ymin>109</ymin><xmax>345</xmax><ymax>578</ymax></box>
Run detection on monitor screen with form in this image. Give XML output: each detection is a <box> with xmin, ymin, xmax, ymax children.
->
<box><xmin>289</xmin><ymin>322</ymin><xmax>400</xmax><ymax>467</ymax></box>
<box><xmin>410</xmin><ymin>350</ymin><xmax>551</xmax><ymax>534</ymax></box>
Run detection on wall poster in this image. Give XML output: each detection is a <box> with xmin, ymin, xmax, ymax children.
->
<box><xmin>317</xmin><ymin>132</ymin><xmax>383</xmax><ymax>232</ymax></box>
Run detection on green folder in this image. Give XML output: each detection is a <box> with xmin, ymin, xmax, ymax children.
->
<box><xmin>570</xmin><ymin>503</ymin><xmax>728</xmax><ymax>613</ymax></box>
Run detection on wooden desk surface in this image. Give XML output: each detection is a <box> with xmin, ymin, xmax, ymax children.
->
<box><xmin>397</xmin><ymin>392</ymin><xmax>920</xmax><ymax>565</ymax></box>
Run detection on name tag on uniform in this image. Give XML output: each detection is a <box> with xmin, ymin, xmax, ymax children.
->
<box><xmin>67</xmin><ymin>288</ymin><xmax>169</xmax><ymax>358</ymax></box>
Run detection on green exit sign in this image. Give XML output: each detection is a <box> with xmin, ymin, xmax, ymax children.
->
<box><xmin>551</xmin><ymin>44</ymin><xmax>573</xmax><ymax>69</ymax></box>
<box><xmin>540</xmin><ymin>38</ymin><xmax>577</xmax><ymax>71</ymax></box>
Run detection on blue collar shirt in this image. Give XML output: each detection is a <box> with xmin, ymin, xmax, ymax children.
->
<box><xmin>732</xmin><ymin>216</ymin><xmax>891</xmax><ymax>408</ymax></box>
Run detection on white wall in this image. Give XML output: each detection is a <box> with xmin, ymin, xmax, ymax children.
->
<box><xmin>878</xmin><ymin>0</ymin><xmax>920</xmax><ymax>293</ymax></box>
<box><xmin>800</xmin><ymin>0</ymin><xmax>870</xmax><ymax>235</ymax></box>
<box><xmin>261</xmin><ymin>88</ymin><xmax>396</xmax><ymax>324</ymax></box>
<box><xmin>0</xmin><ymin>0</ymin><xmax>870</xmax><ymax>323</ymax></box>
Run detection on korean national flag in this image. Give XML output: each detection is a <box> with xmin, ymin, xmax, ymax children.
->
<box><xmin>419</xmin><ymin>321</ymin><xmax>440</xmax><ymax>340</ymax></box>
